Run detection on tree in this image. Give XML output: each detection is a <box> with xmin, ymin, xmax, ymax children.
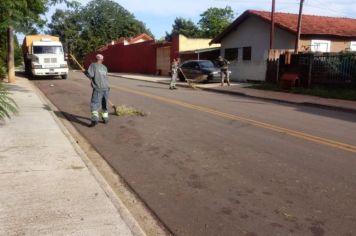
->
<box><xmin>165</xmin><ymin>17</ymin><xmax>201</xmax><ymax>41</ymax></box>
<box><xmin>0</xmin><ymin>32</ymin><xmax>25</xmax><ymax>80</ymax></box>
<box><xmin>47</xmin><ymin>0</ymin><xmax>153</xmax><ymax>61</ymax></box>
<box><xmin>198</xmin><ymin>6</ymin><xmax>235</xmax><ymax>38</ymax></box>
<box><xmin>0</xmin><ymin>0</ymin><xmax>78</xmax><ymax>83</ymax></box>
<box><xmin>47</xmin><ymin>9</ymin><xmax>82</xmax><ymax>57</ymax></box>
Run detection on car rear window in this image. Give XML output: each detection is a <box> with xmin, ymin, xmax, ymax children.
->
<box><xmin>182</xmin><ymin>62</ymin><xmax>196</xmax><ymax>68</ymax></box>
<box><xmin>199</xmin><ymin>61</ymin><xmax>215</xmax><ymax>69</ymax></box>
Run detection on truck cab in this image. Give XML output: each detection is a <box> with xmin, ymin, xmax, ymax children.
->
<box><xmin>23</xmin><ymin>35</ymin><xmax>68</xmax><ymax>80</ymax></box>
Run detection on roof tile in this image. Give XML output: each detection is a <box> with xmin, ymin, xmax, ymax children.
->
<box><xmin>250</xmin><ymin>10</ymin><xmax>356</xmax><ymax>37</ymax></box>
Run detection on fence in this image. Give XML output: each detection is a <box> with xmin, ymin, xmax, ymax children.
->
<box><xmin>266</xmin><ymin>52</ymin><xmax>356</xmax><ymax>88</ymax></box>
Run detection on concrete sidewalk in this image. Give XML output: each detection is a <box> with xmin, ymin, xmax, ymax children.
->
<box><xmin>0</xmin><ymin>77</ymin><xmax>140</xmax><ymax>236</ymax></box>
<box><xmin>110</xmin><ymin>72</ymin><xmax>356</xmax><ymax>113</ymax></box>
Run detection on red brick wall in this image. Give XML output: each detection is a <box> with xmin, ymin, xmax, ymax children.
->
<box><xmin>84</xmin><ymin>40</ymin><xmax>157</xmax><ymax>74</ymax></box>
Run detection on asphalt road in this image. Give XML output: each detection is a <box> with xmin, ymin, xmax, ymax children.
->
<box><xmin>33</xmin><ymin>71</ymin><xmax>356</xmax><ymax>236</ymax></box>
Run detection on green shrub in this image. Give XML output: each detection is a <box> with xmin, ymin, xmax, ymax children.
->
<box><xmin>0</xmin><ymin>82</ymin><xmax>18</xmax><ymax>119</ymax></box>
<box><xmin>0</xmin><ymin>59</ymin><xmax>6</xmax><ymax>80</ymax></box>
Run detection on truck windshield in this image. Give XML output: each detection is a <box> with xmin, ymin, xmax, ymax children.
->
<box><xmin>33</xmin><ymin>46</ymin><xmax>63</xmax><ymax>54</ymax></box>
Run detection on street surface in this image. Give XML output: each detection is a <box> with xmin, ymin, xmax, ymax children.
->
<box><xmin>33</xmin><ymin>71</ymin><xmax>356</xmax><ymax>236</ymax></box>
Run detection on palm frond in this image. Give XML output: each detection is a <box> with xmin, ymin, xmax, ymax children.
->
<box><xmin>0</xmin><ymin>83</ymin><xmax>18</xmax><ymax>120</ymax></box>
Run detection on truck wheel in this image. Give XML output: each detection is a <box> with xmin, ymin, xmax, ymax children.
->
<box><xmin>61</xmin><ymin>74</ymin><xmax>68</xmax><ymax>80</ymax></box>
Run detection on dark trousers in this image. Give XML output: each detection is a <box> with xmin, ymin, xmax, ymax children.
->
<box><xmin>90</xmin><ymin>89</ymin><xmax>109</xmax><ymax>122</ymax></box>
<box><xmin>221</xmin><ymin>69</ymin><xmax>230</xmax><ymax>85</ymax></box>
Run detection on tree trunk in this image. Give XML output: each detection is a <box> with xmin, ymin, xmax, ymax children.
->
<box><xmin>7</xmin><ymin>26</ymin><xmax>16</xmax><ymax>83</ymax></box>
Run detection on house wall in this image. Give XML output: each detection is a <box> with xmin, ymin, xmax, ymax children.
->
<box><xmin>300</xmin><ymin>39</ymin><xmax>311</xmax><ymax>51</ymax></box>
<box><xmin>220</xmin><ymin>16</ymin><xmax>295</xmax><ymax>81</ymax></box>
<box><xmin>332</xmin><ymin>41</ymin><xmax>351</xmax><ymax>52</ymax></box>
<box><xmin>300</xmin><ymin>39</ymin><xmax>352</xmax><ymax>52</ymax></box>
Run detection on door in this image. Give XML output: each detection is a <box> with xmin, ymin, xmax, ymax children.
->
<box><xmin>156</xmin><ymin>46</ymin><xmax>171</xmax><ymax>75</ymax></box>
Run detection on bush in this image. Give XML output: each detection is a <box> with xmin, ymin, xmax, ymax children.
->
<box><xmin>0</xmin><ymin>82</ymin><xmax>18</xmax><ymax>119</ymax></box>
<box><xmin>0</xmin><ymin>59</ymin><xmax>6</xmax><ymax>80</ymax></box>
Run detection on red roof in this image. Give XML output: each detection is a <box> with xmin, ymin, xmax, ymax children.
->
<box><xmin>211</xmin><ymin>10</ymin><xmax>356</xmax><ymax>43</ymax></box>
<box><xmin>97</xmin><ymin>33</ymin><xmax>154</xmax><ymax>51</ymax></box>
<box><xmin>115</xmin><ymin>33</ymin><xmax>153</xmax><ymax>45</ymax></box>
<box><xmin>130</xmin><ymin>33</ymin><xmax>153</xmax><ymax>43</ymax></box>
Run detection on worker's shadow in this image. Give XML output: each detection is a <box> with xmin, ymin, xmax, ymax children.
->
<box><xmin>54</xmin><ymin>111</ymin><xmax>91</xmax><ymax>127</ymax></box>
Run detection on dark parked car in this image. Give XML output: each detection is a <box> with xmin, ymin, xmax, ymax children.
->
<box><xmin>178</xmin><ymin>60</ymin><xmax>222</xmax><ymax>83</ymax></box>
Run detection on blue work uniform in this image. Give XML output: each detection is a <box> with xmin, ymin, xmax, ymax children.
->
<box><xmin>86</xmin><ymin>63</ymin><xmax>110</xmax><ymax>122</ymax></box>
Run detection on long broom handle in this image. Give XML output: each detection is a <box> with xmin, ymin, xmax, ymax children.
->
<box><xmin>179</xmin><ymin>68</ymin><xmax>196</xmax><ymax>88</ymax></box>
<box><xmin>70</xmin><ymin>54</ymin><xmax>86</xmax><ymax>72</ymax></box>
<box><xmin>69</xmin><ymin>54</ymin><xmax>115</xmax><ymax>108</ymax></box>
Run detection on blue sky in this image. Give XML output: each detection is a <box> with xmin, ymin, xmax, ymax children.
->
<box><xmin>18</xmin><ymin>0</ymin><xmax>356</xmax><ymax>42</ymax></box>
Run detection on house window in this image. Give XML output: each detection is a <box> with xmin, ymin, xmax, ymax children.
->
<box><xmin>243</xmin><ymin>47</ymin><xmax>252</xmax><ymax>61</ymax></box>
<box><xmin>224</xmin><ymin>48</ymin><xmax>238</xmax><ymax>61</ymax></box>
<box><xmin>311</xmin><ymin>40</ymin><xmax>331</xmax><ymax>52</ymax></box>
<box><xmin>351</xmin><ymin>42</ymin><xmax>356</xmax><ymax>51</ymax></box>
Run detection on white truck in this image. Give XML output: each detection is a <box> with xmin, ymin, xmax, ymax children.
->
<box><xmin>22</xmin><ymin>35</ymin><xmax>68</xmax><ymax>79</ymax></box>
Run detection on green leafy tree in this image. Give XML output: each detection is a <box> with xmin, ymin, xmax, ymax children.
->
<box><xmin>198</xmin><ymin>6</ymin><xmax>235</xmax><ymax>38</ymax></box>
<box><xmin>0</xmin><ymin>0</ymin><xmax>77</xmax><ymax>119</ymax></box>
<box><xmin>0</xmin><ymin>0</ymin><xmax>79</xmax><ymax>83</ymax></box>
<box><xmin>0</xmin><ymin>83</ymin><xmax>18</xmax><ymax>119</ymax></box>
<box><xmin>0</xmin><ymin>33</ymin><xmax>23</xmax><ymax>80</ymax></box>
<box><xmin>47</xmin><ymin>9</ymin><xmax>82</xmax><ymax>60</ymax></box>
<box><xmin>47</xmin><ymin>0</ymin><xmax>153</xmax><ymax>61</ymax></box>
<box><xmin>165</xmin><ymin>17</ymin><xmax>201</xmax><ymax>40</ymax></box>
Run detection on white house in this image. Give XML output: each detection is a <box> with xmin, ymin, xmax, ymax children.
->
<box><xmin>210</xmin><ymin>10</ymin><xmax>356</xmax><ymax>81</ymax></box>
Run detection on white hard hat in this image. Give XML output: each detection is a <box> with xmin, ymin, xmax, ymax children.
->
<box><xmin>96</xmin><ymin>54</ymin><xmax>104</xmax><ymax>60</ymax></box>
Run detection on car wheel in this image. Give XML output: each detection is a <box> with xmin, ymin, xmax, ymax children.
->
<box><xmin>61</xmin><ymin>74</ymin><xmax>68</xmax><ymax>80</ymax></box>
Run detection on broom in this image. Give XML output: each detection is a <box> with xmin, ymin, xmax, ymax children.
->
<box><xmin>178</xmin><ymin>68</ymin><xmax>197</xmax><ymax>90</ymax></box>
<box><xmin>69</xmin><ymin>54</ymin><xmax>120</xmax><ymax>116</ymax></box>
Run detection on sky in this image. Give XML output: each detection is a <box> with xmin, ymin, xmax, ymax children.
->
<box><xmin>18</xmin><ymin>0</ymin><xmax>356</xmax><ymax>42</ymax></box>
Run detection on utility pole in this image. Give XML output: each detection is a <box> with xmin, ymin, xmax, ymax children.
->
<box><xmin>269</xmin><ymin>0</ymin><xmax>276</xmax><ymax>50</ymax></box>
<box><xmin>294</xmin><ymin>0</ymin><xmax>305</xmax><ymax>53</ymax></box>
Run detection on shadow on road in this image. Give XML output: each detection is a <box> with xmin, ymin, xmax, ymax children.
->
<box><xmin>54</xmin><ymin>111</ymin><xmax>91</xmax><ymax>127</ymax></box>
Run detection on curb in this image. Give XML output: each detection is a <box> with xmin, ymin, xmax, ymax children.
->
<box><xmin>109</xmin><ymin>74</ymin><xmax>356</xmax><ymax>114</ymax></box>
